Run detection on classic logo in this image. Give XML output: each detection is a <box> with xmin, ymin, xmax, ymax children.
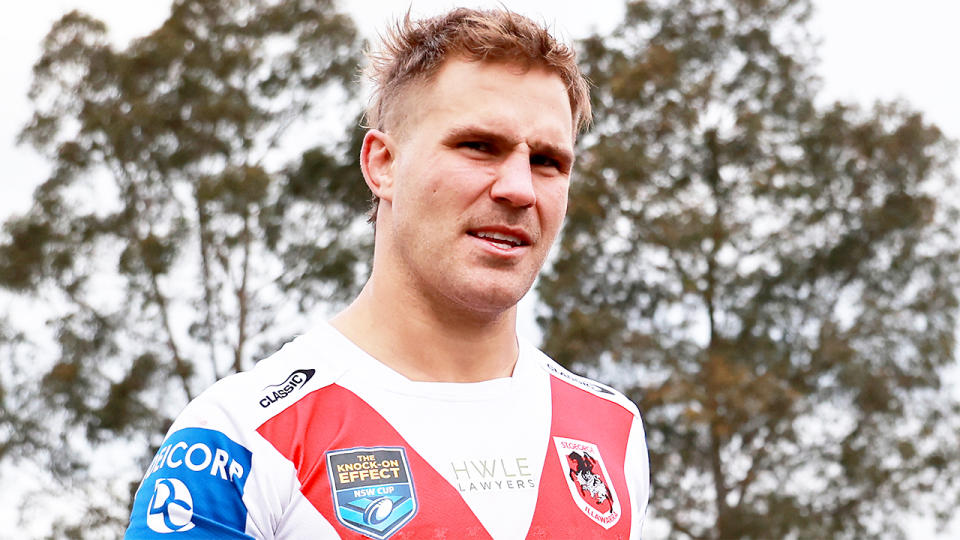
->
<box><xmin>326</xmin><ymin>446</ymin><xmax>418</xmax><ymax>540</ymax></box>
<box><xmin>553</xmin><ymin>437</ymin><xmax>622</xmax><ymax>529</ymax></box>
<box><xmin>543</xmin><ymin>362</ymin><xmax>614</xmax><ymax>395</ymax></box>
<box><xmin>146</xmin><ymin>477</ymin><xmax>195</xmax><ymax>533</ymax></box>
<box><xmin>259</xmin><ymin>368</ymin><xmax>315</xmax><ymax>408</ymax></box>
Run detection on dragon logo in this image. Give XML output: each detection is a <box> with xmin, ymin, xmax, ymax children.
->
<box><xmin>553</xmin><ymin>437</ymin><xmax>622</xmax><ymax>529</ymax></box>
<box><xmin>567</xmin><ymin>451</ymin><xmax>615</xmax><ymax>513</ymax></box>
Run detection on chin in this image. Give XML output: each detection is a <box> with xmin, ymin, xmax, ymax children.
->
<box><xmin>446</xmin><ymin>281</ymin><xmax>531</xmax><ymax>317</ymax></box>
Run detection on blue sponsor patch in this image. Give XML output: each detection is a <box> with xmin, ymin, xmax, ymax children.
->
<box><xmin>326</xmin><ymin>446</ymin><xmax>418</xmax><ymax>539</ymax></box>
<box><xmin>125</xmin><ymin>427</ymin><xmax>253</xmax><ymax>539</ymax></box>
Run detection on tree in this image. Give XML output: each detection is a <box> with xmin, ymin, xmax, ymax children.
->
<box><xmin>539</xmin><ymin>0</ymin><xmax>960</xmax><ymax>538</ymax></box>
<box><xmin>0</xmin><ymin>0</ymin><xmax>369</xmax><ymax>535</ymax></box>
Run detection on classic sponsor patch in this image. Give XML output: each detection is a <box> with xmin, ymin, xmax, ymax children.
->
<box><xmin>326</xmin><ymin>446</ymin><xmax>417</xmax><ymax>539</ymax></box>
<box><xmin>126</xmin><ymin>427</ymin><xmax>253</xmax><ymax>537</ymax></box>
<box><xmin>259</xmin><ymin>368</ymin><xmax>315</xmax><ymax>408</ymax></box>
<box><xmin>543</xmin><ymin>362</ymin><xmax>615</xmax><ymax>395</ymax></box>
<box><xmin>553</xmin><ymin>436</ymin><xmax>622</xmax><ymax>529</ymax></box>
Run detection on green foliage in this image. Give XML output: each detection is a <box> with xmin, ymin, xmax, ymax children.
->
<box><xmin>540</xmin><ymin>0</ymin><xmax>960</xmax><ymax>538</ymax></box>
<box><xmin>0</xmin><ymin>0</ymin><xmax>368</xmax><ymax>534</ymax></box>
<box><xmin>0</xmin><ymin>319</ymin><xmax>45</xmax><ymax>463</ymax></box>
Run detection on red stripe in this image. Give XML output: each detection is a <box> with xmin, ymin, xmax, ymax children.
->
<box><xmin>257</xmin><ymin>384</ymin><xmax>491</xmax><ymax>539</ymax></box>
<box><xmin>526</xmin><ymin>376</ymin><xmax>634</xmax><ymax>539</ymax></box>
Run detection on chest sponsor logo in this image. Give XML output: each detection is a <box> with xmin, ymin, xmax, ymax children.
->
<box><xmin>553</xmin><ymin>437</ymin><xmax>622</xmax><ymax>529</ymax></box>
<box><xmin>259</xmin><ymin>368</ymin><xmax>315</xmax><ymax>408</ymax></box>
<box><xmin>326</xmin><ymin>446</ymin><xmax>418</xmax><ymax>540</ymax></box>
<box><xmin>129</xmin><ymin>427</ymin><xmax>253</xmax><ymax>536</ymax></box>
<box><xmin>449</xmin><ymin>457</ymin><xmax>537</xmax><ymax>493</ymax></box>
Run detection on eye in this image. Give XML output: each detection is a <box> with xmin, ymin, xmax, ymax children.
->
<box><xmin>531</xmin><ymin>154</ymin><xmax>563</xmax><ymax>171</ymax></box>
<box><xmin>459</xmin><ymin>141</ymin><xmax>494</xmax><ymax>153</ymax></box>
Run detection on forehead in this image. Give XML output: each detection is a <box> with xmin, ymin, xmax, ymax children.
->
<box><xmin>401</xmin><ymin>59</ymin><xmax>575</xmax><ymax>147</ymax></box>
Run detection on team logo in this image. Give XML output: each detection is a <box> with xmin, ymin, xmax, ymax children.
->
<box><xmin>146</xmin><ymin>477</ymin><xmax>196</xmax><ymax>533</ymax></box>
<box><xmin>326</xmin><ymin>446</ymin><xmax>418</xmax><ymax>539</ymax></box>
<box><xmin>553</xmin><ymin>437</ymin><xmax>622</xmax><ymax>529</ymax></box>
<box><xmin>259</xmin><ymin>368</ymin><xmax>315</xmax><ymax>408</ymax></box>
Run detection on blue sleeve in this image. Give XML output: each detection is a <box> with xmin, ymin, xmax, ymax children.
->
<box><xmin>124</xmin><ymin>427</ymin><xmax>256</xmax><ymax>539</ymax></box>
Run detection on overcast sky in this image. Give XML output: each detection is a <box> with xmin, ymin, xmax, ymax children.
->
<box><xmin>2</xmin><ymin>0</ymin><xmax>959</xmax><ymax>218</ymax></box>
<box><xmin>1</xmin><ymin>2</ymin><xmax>959</xmax><ymax>536</ymax></box>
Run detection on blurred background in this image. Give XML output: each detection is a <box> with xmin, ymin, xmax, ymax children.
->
<box><xmin>1</xmin><ymin>1</ymin><xmax>959</xmax><ymax>538</ymax></box>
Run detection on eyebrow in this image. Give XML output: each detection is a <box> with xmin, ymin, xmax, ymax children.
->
<box><xmin>442</xmin><ymin>125</ymin><xmax>575</xmax><ymax>169</ymax></box>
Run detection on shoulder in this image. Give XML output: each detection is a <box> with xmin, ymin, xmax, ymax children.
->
<box><xmin>173</xmin><ymin>323</ymin><xmax>349</xmax><ymax>435</ymax></box>
<box><xmin>522</xmin><ymin>340</ymin><xmax>641</xmax><ymax>419</ymax></box>
<box><xmin>126</xmin><ymin>324</ymin><xmax>354</xmax><ymax>536</ymax></box>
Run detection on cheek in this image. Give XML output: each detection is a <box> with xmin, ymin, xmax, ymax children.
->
<box><xmin>392</xmin><ymin>159</ymin><xmax>442</xmax><ymax>214</ymax></box>
<box><xmin>538</xmin><ymin>183</ymin><xmax>569</xmax><ymax>232</ymax></box>
<box><xmin>426</xmin><ymin>162</ymin><xmax>497</xmax><ymax>206</ymax></box>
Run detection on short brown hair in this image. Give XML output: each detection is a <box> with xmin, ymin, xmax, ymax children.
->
<box><xmin>363</xmin><ymin>8</ymin><xmax>591</xmax><ymax>221</ymax></box>
<box><xmin>365</xmin><ymin>8</ymin><xmax>591</xmax><ymax>135</ymax></box>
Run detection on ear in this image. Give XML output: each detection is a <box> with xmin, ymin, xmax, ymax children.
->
<box><xmin>360</xmin><ymin>129</ymin><xmax>397</xmax><ymax>203</ymax></box>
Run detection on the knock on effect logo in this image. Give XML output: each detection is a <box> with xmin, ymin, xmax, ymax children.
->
<box><xmin>326</xmin><ymin>446</ymin><xmax>418</xmax><ymax>540</ymax></box>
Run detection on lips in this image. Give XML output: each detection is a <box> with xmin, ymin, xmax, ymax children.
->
<box><xmin>466</xmin><ymin>227</ymin><xmax>532</xmax><ymax>249</ymax></box>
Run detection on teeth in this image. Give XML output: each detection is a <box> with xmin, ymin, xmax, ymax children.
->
<box><xmin>475</xmin><ymin>231</ymin><xmax>522</xmax><ymax>246</ymax></box>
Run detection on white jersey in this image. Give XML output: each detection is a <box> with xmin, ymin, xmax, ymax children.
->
<box><xmin>124</xmin><ymin>322</ymin><xmax>649</xmax><ymax>539</ymax></box>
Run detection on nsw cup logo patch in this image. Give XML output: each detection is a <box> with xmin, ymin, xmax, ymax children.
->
<box><xmin>326</xmin><ymin>446</ymin><xmax>417</xmax><ymax>539</ymax></box>
<box><xmin>553</xmin><ymin>437</ymin><xmax>622</xmax><ymax>529</ymax></box>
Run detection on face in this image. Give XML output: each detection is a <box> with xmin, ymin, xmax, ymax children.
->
<box><xmin>370</xmin><ymin>59</ymin><xmax>575</xmax><ymax>316</ymax></box>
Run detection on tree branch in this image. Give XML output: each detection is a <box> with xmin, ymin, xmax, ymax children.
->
<box><xmin>674</xmin><ymin>520</ymin><xmax>708</xmax><ymax>540</ymax></box>
<box><xmin>233</xmin><ymin>209</ymin><xmax>251</xmax><ymax>374</ymax></box>
<box><xmin>107</xmin><ymin>160</ymin><xmax>195</xmax><ymax>402</ymax></box>
<box><xmin>147</xmin><ymin>268</ymin><xmax>194</xmax><ymax>401</ymax></box>
<box><xmin>194</xmin><ymin>194</ymin><xmax>222</xmax><ymax>380</ymax></box>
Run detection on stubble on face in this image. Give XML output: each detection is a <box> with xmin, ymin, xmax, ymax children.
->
<box><xmin>378</xmin><ymin>59</ymin><xmax>574</xmax><ymax>320</ymax></box>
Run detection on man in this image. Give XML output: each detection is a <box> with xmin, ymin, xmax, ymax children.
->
<box><xmin>125</xmin><ymin>8</ymin><xmax>649</xmax><ymax>539</ymax></box>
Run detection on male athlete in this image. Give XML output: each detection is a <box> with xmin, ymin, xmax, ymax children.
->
<box><xmin>125</xmin><ymin>8</ymin><xmax>649</xmax><ymax>539</ymax></box>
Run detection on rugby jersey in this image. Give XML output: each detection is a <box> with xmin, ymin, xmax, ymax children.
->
<box><xmin>124</xmin><ymin>322</ymin><xmax>649</xmax><ymax>539</ymax></box>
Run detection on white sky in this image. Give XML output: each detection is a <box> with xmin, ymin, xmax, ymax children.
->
<box><xmin>1</xmin><ymin>1</ymin><xmax>959</xmax><ymax>538</ymax></box>
<box><xmin>2</xmin><ymin>0</ymin><xmax>958</xmax><ymax>216</ymax></box>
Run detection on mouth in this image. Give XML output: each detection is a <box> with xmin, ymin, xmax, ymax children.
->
<box><xmin>466</xmin><ymin>228</ymin><xmax>532</xmax><ymax>250</ymax></box>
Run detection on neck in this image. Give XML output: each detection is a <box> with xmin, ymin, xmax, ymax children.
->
<box><xmin>330</xmin><ymin>273</ymin><xmax>520</xmax><ymax>383</ymax></box>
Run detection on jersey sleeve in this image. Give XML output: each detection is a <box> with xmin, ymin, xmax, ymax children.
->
<box><xmin>123</xmin><ymin>376</ymin><xmax>290</xmax><ymax>539</ymax></box>
<box><xmin>124</xmin><ymin>330</ymin><xmax>349</xmax><ymax>539</ymax></box>
<box><xmin>123</xmin><ymin>423</ymin><xmax>257</xmax><ymax>539</ymax></box>
<box><xmin>624</xmin><ymin>413</ymin><xmax>650</xmax><ymax>539</ymax></box>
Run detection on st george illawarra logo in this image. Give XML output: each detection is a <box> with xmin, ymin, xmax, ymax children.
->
<box><xmin>326</xmin><ymin>446</ymin><xmax>418</xmax><ymax>540</ymax></box>
<box><xmin>553</xmin><ymin>437</ymin><xmax>622</xmax><ymax>529</ymax></box>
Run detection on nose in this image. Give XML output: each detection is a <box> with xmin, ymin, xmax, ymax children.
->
<box><xmin>490</xmin><ymin>149</ymin><xmax>536</xmax><ymax>208</ymax></box>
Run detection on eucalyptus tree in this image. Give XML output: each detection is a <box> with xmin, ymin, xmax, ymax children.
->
<box><xmin>539</xmin><ymin>1</ymin><xmax>960</xmax><ymax>537</ymax></box>
<box><xmin>1</xmin><ymin>0</ymin><xmax>369</xmax><ymax>534</ymax></box>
